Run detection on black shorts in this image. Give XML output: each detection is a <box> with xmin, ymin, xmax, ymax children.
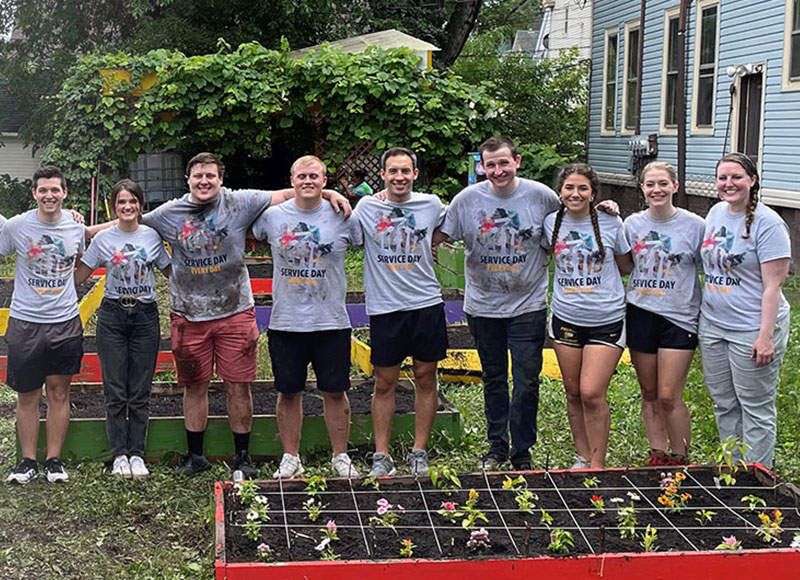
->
<box><xmin>548</xmin><ymin>313</ymin><xmax>625</xmax><ymax>349</ymax></box>
<box><xmin>267</xmin><ymin>328</ymin><xmax>351</xmax><ymax>394</ymax></box>
<box><xmin>6</xmin><ymin>316</ymin><xmax>84</xmax><ymax>393</ymax></box>
<box><xmin>625</xmin><ymin>303</ymin><xmax>698</xmax><ymax>354</ymax></box>
<box><xmin>369</xmin><ymin>303</ymin><xmax>448</xmax><ymax>367</ymax></box>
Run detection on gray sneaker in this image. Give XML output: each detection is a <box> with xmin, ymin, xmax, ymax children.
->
<box><xmin>477</xmin><ymin>453</ymin><xmax>504</xmax><ymax>471</ymax></box>
<box><xmin>569</xmin><ymin>455</ymin><xmax>591</xmax><ymax>470</ymax></box>
<box><xmin>273</xmin><ymin>453</ymin><xmax>304</xmax><ymax>479</ymax></box>
<box><xmin>408</xmin><ymin>449</ymin><xmax>429</xmax><ymax>477</ymax></box>
<box><xmin>367</xmin><ymin>452</ymin><xmax>396</xmax><ymax>477</ymax></box>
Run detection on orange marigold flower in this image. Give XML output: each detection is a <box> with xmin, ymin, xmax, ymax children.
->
<box><xmin>675</xmin><ymin>472</ymin><xmax>686</xmax><ymax>482</ymax></box>
<box><xmin>758</xmin><ymin>513</ymin><xmax>770</xmax><ymax>524</ymax></box>
<box><xmin>773</xmin><ymin>509</ymin><xmax>782</xmax><ymax>519</ymax></box>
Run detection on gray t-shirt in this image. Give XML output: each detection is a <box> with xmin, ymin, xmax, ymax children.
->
<box><xmin>0</xmin><ymin>213</ymin><xmax>6</xmax><ymax>229</ymax></box>
<box><xmin>0</xmin><ymin>210</ymin><xmax>85</xmax><ymax>323</ymax></box>
<box><xmin>142</xmin><ymin>188</ymin><xmax>271</xmax><ymax>321</ymax></box>
<box><xmin>81</xmin><ymin>225</ymin><xmax>170</xmax><ymax>303</ymax></box>
<box><xmin>700</xmin><ymin>201</ymin><xmax>791</xmax><ymax>331</ymax></box>
<box><xmin>252</xmin><ymin>200</ymin><xmax>362</xmax><ymax>331</ymax></box>
<box><xmin>543</xmin><ymin>211</ymin><xmax>631</xmax><ymax>325</ymax></box>
<box><xmin>353</xmin><ymin>192</ymin><xmax>446</xmax><ymax>316</ymax></box>
<box><xmin>624</xmin><ymin>208</ymin><xmax>705</xmax><ymax>333</ymax></box>
<box><xmin>440</xmin><ymin>178</ymin><xmax>559</xmax><ymax>317</ymax></box>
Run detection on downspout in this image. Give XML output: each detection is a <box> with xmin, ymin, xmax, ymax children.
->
<box><xmin>676</xmin><ymin>0</ymin><xmax>692</xmax><ymax>207</ymax></box>
<box><xmin>585</xmin><ymin>0</ymin><xmax>596</xmax><ymax>163</ymax></box>
<box><xmin>635</xmin><ymin>0</ymin><xmax>646</xmax><ymax>136</ymax></box>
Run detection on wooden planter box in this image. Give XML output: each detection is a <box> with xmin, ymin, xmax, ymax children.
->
<box><xmin>213</xmin><ymin>465</ymin><xmax>800</xmax><ymax>580</ymax></box>
<box><xmin>17</xmin><ymin>379</ymin><xmax>463</xmax><ymax>462</ymax></box>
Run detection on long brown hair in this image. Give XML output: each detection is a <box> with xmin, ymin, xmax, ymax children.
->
<box><xmin>110</xmin><ymin>179</ymin><xmax>144</xmax><ymax>222</ymax></box>
<box><xmin>551</xmin><ymin>163</ymin><xmax>605</xmax><ymax>261</ymax></box>
<box><xmin>716</xmin><ymin>153</ymin><xmax>759</xmax><ymax>239</ymax></box>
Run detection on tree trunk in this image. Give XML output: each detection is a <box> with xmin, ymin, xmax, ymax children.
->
<box><xmin>439</xmin><ymin>0</ymin><xmax>484</xmax><ymax>68</ymax></box>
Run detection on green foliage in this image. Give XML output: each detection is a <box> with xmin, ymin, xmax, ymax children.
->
<box><xmin>44</xmin><ymin>43</ymin><xmax>499</xmax><ymax>208</ymax></box>
<box><xmin>0</xmin><ymin>174</ymin><xmax>33</xmax><ymax>218</ymax></box>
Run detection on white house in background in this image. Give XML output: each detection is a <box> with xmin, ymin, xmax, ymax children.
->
<box><xmin>0</xmin><ymin>88</ymin><xmax>42</xmax><ymax>182</ymax></box>
<box><xmin>542</xmin><ymin>0</ymin><xmax>593</xmax><ymax>60</ymax></box>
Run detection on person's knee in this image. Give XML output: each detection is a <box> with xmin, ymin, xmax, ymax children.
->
<box><xmin>225</xmin><ymin>382</ymin><xmax>251</xmax><ymax>400</ymax></box>
<box><xmin>46</xmin><ymin>385</ymin><xmax>70</xmax><ymax>405</ymax></box>
<box><xmin>17</xmin><ymin>390</ymin><xmax>42</xmax><ymax>409</ymax></box>
<box><xmin>580</xmin><ymin>388</ymin><xmax>607</xmax><ymax>411</ymax></box>
<box><xmin>323</xmin><ymin>391</ymin><xmax>346</xmax><ymax>403</ymax></box>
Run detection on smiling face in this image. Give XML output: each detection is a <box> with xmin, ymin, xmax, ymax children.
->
<box><xmin>641</xmin><ymin>168</ymin><xmax>678</xmax><ymax>211</ymax></box>
<box><xmin>187</xmin><ymin>162</ymin><xmax>223</xmax><ymax>204</ymax></box>
<box><xmin>381</xmin><ymin>153</ymin><xmax>418</xmax><ymax>201</ymax></box>
<box><xmin>32</xmin><ymin>177</ymin><xmax>67</xmax><ymax>221</ymax></box>
<box><xmin>290</xmin><ymin>160</ymin><xmax>327</xmax><ymax>206</ymax></box>
<box><xmin>716</xmin><ymin>161</ymin><xmax>756</xmax><ymax>212</ymax></box>
<box><xmin>115</xmin><ymin>189</ymin><xmax>142</xmax><ymax>224</ymax></box>
<box><xmin>560</xmin><ymin>173</ymin><xmax>593</xmax><ymax>218</ymax></box>
<box><xmin>481</xmin><ymin>146</ymin><xmax>521</xmax><ymax>195</ymax></box>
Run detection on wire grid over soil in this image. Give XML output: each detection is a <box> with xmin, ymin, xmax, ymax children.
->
<box><xmin>219</xmin><ymin>465</ymin><xmax>800</xmax><ymax>565</ymax></box>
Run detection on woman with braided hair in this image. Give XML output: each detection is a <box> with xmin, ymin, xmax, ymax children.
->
<box><xmin>699</xmin><ymin>153</ymin><xmax>791</xmax><ymax>469</ymax></box>
<box><xmin>543</xmin><ymin>164</ymin><xmax>633</xmax><ymax>469</ymax></box>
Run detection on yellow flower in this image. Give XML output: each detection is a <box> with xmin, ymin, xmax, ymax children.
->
<box><xmin>773</xmin><ymin>510</ymin><xmax>782</xmax><ymax>520</ymax></box>
<box><xmin>675</xmin><ymin>472</ymin><xmax>686</xmax><ymax>482</ymax></box>
<box><xmin>758</xmin><ymin>513</ymin><xmax>770</xmax><ymax>524</ymax></box>
<box><xmin>681</xmin><ymin>493</ymin><xmax>692</xmax><ymax>501</ymax></box>
<box><xmin>469</xmin><ymin>489</ymin><xmax>479</xmax><ymax>502</ymax></box>
<box><xmin>502</xmin><ymin>479</ymin><xmax>513</xmax><ymax>490</ymax></box>
<box><xmin>658</xmin><ymin>495</ymin><xmax>669</xmax><ymax>505</ymax></box>
<box><xmin>667</xmin><ymin>485</ymin><xmax>677</xmax><ymax>495</ymax></box>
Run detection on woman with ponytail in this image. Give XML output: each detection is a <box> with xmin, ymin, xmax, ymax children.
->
<box><xmin>543</xmin><ymin>164</ymin><xmax>633</xmax><ymax>469</ymax></box>
<box><xmin>699</xmin><ymin>153</ymin><xmax>791</xmax><ymax>469</ymax></box>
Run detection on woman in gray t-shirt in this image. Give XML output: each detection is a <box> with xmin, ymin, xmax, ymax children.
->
<box><xmin>624</xmin><ymin>162</ymin><xmax>705</xmax><ymax>467</ymax></box>
<box><xmin>542</xmin><ymin>164</ymin><xmax>633</xmax><ymax>469</ymax></box>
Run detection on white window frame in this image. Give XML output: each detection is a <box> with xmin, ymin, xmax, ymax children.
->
<box><xmin>601</xmin><ymin>26</ymin><xmax>620</xmax><ymax>136</ymax></box>
<box><xmin>622</xmin><ymin>20</ymin><xmax>641</xmax><ymax>135</ymax></box>
<box><xmin>782</xmin><ymin>0</ymin><xmax>800</xmax><ymax>90</ymax></box>
<box><xmin>660</xmin><ymin>6</ymin><xmax>681</xmax><ymax>135</ymax></box>
<box><xmin>691</xmin><ymin>0</ymin><xmax>719</xmax><ymax>133</ymax></box>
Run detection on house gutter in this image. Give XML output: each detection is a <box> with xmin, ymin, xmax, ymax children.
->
<box><xmin>676</xmin><ymin>0</ymin><xmax>692</xmax><ymax>207</ymax></box>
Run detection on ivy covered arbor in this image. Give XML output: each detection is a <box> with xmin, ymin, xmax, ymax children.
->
<box><xmin>45</xmin><ymin>41</ymin><xmax>500</xmax><ymax>201</ymax></box>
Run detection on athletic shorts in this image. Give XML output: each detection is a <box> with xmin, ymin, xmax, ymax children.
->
<box><xmin>267</xmin><ymin>328</ymin><xmax>351</xmax><ymax>394</ymax></box>
<box><xmin>170</xmin><ymin>308</ymin><xmax>259</xmax><ymax>384</ymax></box>
<box><xmin>548</xmin><ymin>313</ymin><xmax>626</xmax><ymax>349</ymax></box>
<box><xmin>626</xmin><ymin>303</ymin><xmax>698</xmax><ymax>354</ymax></box>
<box><xmin>5</xmin><ymin>315</ymin><xmax>84</xmax><ymax>393</ymax></box>
<box><xmin>369</xmin><ymin>303</ymin><xmax>448</xmax><ymax>367</ymax></box>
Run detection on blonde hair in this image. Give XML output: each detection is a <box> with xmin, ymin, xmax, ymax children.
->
<box><xmin>290</xmin><ymin>155</ymin><xmax>327</xmax><ymax>176</ymax></box>
<box><xmin>640</xmin><ymin>161</ymin><xmax>678</xmax><ymax>184</ymax></box>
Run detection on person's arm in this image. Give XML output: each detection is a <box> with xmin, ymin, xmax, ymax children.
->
<box><xmin>751</xmin><ymin>258</ymin><xmax>790</xmax><ymax>367</ymax></box>
<box><xmin>85</xmin><ymin>219</ymin><xmax>117</xmax><ymax>240</ymax></box>
<box><xmin>615</xmin><ymin>251</ymin><xmax>634</xmax><ymax>276</ymax></box>
<box><xmin>596</xmin><ymin>200</ymin><xmax>620</xmax><ymax>216</ymax></box>
<box><xmin>432</xmin><ymin>228</ymin><xmax>452</xmax><ymax>247</ymax></box>
<box><xmin>74</xmin><ymin>261</ymin><xmax>95</xmax><ymax>286</ymax></box>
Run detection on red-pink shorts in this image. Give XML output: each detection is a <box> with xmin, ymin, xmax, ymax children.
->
<box><xmin>170</xmin><ymin>308</ymin><xmax>259</xmax><ymax>384</ymax></box>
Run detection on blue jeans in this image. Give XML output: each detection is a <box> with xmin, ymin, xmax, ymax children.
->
<box><xmin>467</xmin><ymin>309</ymin><xmax>546</xmax><ymax>465</ymax></box>
<box><xmin>96</xmin><ymin>299</ymin><xmax>161</xmax><ymax>457</ymax></box>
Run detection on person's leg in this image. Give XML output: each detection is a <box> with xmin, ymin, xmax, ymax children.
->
<box><xmin>372</xmin><ymin>365</ymin><xmax>401</xmax><ymax>454</ymax></box>
<box><xmin>311</xmin><ymin>329</ymin><xmax>352</xmax><ymax>456</ymax></box>
<box><xmin>656</xmin><ymin>349</ymin><xmax>695</xmax><ymax>456</ymax></box>
<box><xmin>553</xmin><ymin>343</ymin><xmax>590</xmax><ymax>461</ymax></box>
<box><xmin>126</xmin><ymin>304</ymin><xmax>161</xmax><ymax>457</ymax></box>
<box><xmin>579</xmin><ymin>345</ymin><xmax>623</xmax><ymax>468</ymax></box>
<box><xmin>698</xmin><ymin>317</ymin><xmax>742</xmax><ymax>446</ymax></box>
<box><xmin>16</xmin><ymin>389</ymin><xmax>43</xmax><ymax>460</ymax></box>
<box><xmin>44</xmin><ymin>374</ymin><xmax>73</xmax><ymax>460</ymax></box>
<box><xmin>630</xmin><ymin>350</ymin><xmax>669</xmax><ymax>452</ymax></box>
<box><xmin>96</xmin><ymin>302</ymin><xmax>131</xmax><ymax>457</ymax></box>
<box><xmin>322</xmin><ymin>392</ymin><xmax>351</xmax><ymax>456</ymax></box>
<box><xmin>506</xmin><ymin>309</ymin><xmax>546</xmax><ymax>466</ymax></box>
<box><xmin>467</xmin><ymin>314</ymin><xmax>510</xmax><ymax>459</ymax></box>
<box><xmin>411</xmin><ymin>360</ymin><xmax>438</xmax><ymax>451</ymax></box>
<box><xmin>276</xmin><ymin>392</ymin><xmax>303</xmax><ymax>455</ymax></box>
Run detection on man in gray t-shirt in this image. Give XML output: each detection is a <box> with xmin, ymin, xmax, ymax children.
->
<box><xmin>436</xmin><ymin>136</ymin><xmax>558</xmax><ymax>471</ymax></box>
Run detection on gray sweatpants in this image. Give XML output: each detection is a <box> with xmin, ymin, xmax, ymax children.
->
<box><xmin>698</xmin><ymin>314</ymin><xmax>790</xmax><ymax>469</ymax></box>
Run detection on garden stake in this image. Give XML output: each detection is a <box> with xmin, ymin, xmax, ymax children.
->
<box><xmin>482</xmin><ymin>470</ymin><xmax>520</xmax><ymax>554</ymax></box>
<box><xmin>277</xmin><ymin>476</ymin><xmax>292</xmax><ymax>551</ymax></box>
<box><xmin>599</xmin><ymin>524</ymin><xmax>606</xmax><ymax>553</ymax></box>
<box><xmin>348</xmin><ymin>478</ymin><xmax>373</xmax><ymax>557</ymax></box>
<box><xmin>524</xmin><ymin>521</ymin><xmax>532</xmax><ymax>556</ymax></box>
<box><xmin>621</xmin><ymin>474</ymin><xmax>699</xmax><ymax>550</ymax></box>
<box><xmin>416</xmin><ymin>478</ymin><xmax>443</xmax><ymax>554</ymax></box>
<box><xmin>682</xmin><ymin>470</ymin><xmax>762</xmax><ymax>532</ymax></box>
<box><xmin>546</xmin><ymin>471</ymin><xmax>595</xmax><ymax>553</ymax></box>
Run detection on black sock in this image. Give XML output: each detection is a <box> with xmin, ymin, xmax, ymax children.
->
<box><xmin>233</xmin><ymin>431</ymin><xmax>250</xmax><ymax>455</ymax></box>
<box><xmin>186</xmin><ymin>429</ymin><xmax>205</xmax><ymax>457</ymax></box>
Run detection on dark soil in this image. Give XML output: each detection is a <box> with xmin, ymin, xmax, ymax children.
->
<box><xmin>355</xmin><ymin>325</ymin><xmax>476</xmax><ymax>350</ymax></box>
<box><xmin>247</xmin><ymin>262</ymin><xmax>274</xmax><ymax>279</ymax></box>
<box><xmin>222</xmin><ymin>466</ymin><xmax>800</xmax><ymax>564</ymax></box>
<box><xmin>33</xmin><ymin>380</ymin><xmax>452</xmax><ymax>419</ymax></box>
<box><xmin>0</xmin><ymin>277</ymin><xmax>98</xmax><ymax>308</ymax></box>
<box><xmin>254</xmin><ymin>289</ymin><xmax>464</xmax><ymax>307</ymax></box>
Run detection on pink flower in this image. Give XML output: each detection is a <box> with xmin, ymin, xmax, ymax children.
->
<box><xmin>722</xmin><ymin>535</ymin><xmax>738</xmax><ymax>546</ymax></box>
<box><xmin>377</xmin><ymin>498</ymin><xmax>390</xmax><ymax>508</ymax></box>
<box><xmin>257</xmin><ymin>543</ymin><xmax>271</xmax><ymax>553</ymax></box>
<box><xmin>377</xmin><ymin>505</ymin><xmax>389</xmax><ymax>516</ymax></box>
<box><xmin>441</xmin><ymin>502</ymin><xmax>455</xmax><ymax>511</ymax></box>
<box><xmin>326</xmin><ymin>520</ymin><xmax>337</xmax><ymax>534</ymax></box>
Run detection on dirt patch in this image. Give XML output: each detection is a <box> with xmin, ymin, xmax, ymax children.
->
<box><xmin>247</xmin><ymin>262</ymin><xmax>274</xmax><ymax>279</ymax></box>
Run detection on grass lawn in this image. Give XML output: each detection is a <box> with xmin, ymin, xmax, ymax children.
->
<box><xmin>0</xmin><ymin>254</ymin><xmax>798</xmax><ymax>578</ymax></box>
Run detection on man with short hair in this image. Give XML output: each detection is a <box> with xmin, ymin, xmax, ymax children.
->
<box><xmin>140</xmin><ymin>152</ymin><xmax>349</xmax><ymax>478</ymax></box>
<box><xmin>1</xmin><ymin>166</ymin><xmax>86</xmax><ymax>484</ymax></box>
<box><xmin>252</xmin><ymin>155</ymin><xmax>361</xmax><ymax>478</ymax></box>
<box><xmin>353</xmin><ymin>147</ymin><xmax>448</xmax><ymax>477</ymax></box>
<box><xmin>435</xmin><ymin>136</ymin><xmax>560</xmax><ymax>471</ymax></box>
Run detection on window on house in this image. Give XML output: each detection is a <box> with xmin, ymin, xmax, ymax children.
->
<box><xmin>603</xmin><ymin>31</ymin><xmax>619</xmax><ymax>132</ymax></box>
<box><xmin>695</xmin><ymin>4</ymin><xmax>718</xmax><ymax>127</ymax></box>
<box><xmin>664</xmin><ymin>15</ymin><xmax>680</xmax><ymax>128</ymax></box>
<box><xmin>625</xmin><ymin>26</ymin><xmax>641</xmax><ymax>131</ymax></box>
<box><xmin>792</xmin><ymin>0</ymin><xmax>800</xmax><ymax>79</ymax></box>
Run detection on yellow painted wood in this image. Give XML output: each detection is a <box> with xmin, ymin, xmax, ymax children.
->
<box><xmin>79</xmin><ymin>275</ymin><xmax>105</xmax><ymax>326</ymax></box>
<box><xmin>0</xmin><ymin>309</ymin><xmax>8</xmax><ymax>335</ymax></box>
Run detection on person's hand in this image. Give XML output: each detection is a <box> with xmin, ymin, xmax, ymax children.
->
<box><xmin>751</xmin><ymin>335</ymin><xmax>776</xmax><ymax>367</ymax></box>
<box><xmin>326</xmin><ymin>190</ymin><xmax>352</xmax><ymax>218</ymax></box>
<box><xmin>68</xmin><ymin>209</ymin><xmax>86</xmax><ymax>224</ymax></box>
<box><xmin>596</xmin><ymin>199</ymin><xmax>620</xmax><ymax>216</ymax></box>
<box><xmin>339</xmin><ymin>177</ymin><xmax>348</xmax><ymax>187</ymax></box>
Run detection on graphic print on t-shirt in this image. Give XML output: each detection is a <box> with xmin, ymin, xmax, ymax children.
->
<box><xmin>110</xmin><ymin>244</ymin><xmax>155</xmax><ymax>296</ymax></box>
<box><xmin>278</xmin><ymin>221</ymin><xmax>330</xmax><ymax>287</ymax></box>
<box><xmin>701</xmin><ymin>226</ymin><xmax>746</xmax><ymax>293</ymax></box>
<box><xmin>179</xmin><ymin>213</ymin><xmax>229</xmax><ymax>274</ymax></box>
<box><xmin>26</xmin><ymin>233</ymin><xmax>76</xmax><ymax>294</ymax></box>
<box><xmin>477</xmin><ymin>208</ymin><xmax>532</xmax><ymax>271</ymax></box>
<box><xmin>373</xmin><ymin>208</ymin><xmax>427</xmax><ymax>269</ymax></box>
<box><xmin>553</xmin><ymin>230</ymin><xmax>603</xmax><ymax>293</ymax></box>
<box><xmin>630</xmin><ymin>231</ymin><xmax>682</xmax><ymax>295</ymax></box>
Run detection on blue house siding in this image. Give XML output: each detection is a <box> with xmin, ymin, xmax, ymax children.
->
<box><xmin>588</xmin><ymin>0</ymin><xmax>800</xmax><ymax>202</ymax></box>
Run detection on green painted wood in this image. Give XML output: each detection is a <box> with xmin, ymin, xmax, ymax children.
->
<box><xmin>436</xmin><ymin>243</ymin><xmax>465</xmax><ymax>274</ymax></box>
<box><xmin>434</xmin><ymin>264</ymin><xmax>466</xmax><ymax>290</ymax></box>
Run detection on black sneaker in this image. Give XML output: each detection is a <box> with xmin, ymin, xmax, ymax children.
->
<box><xmin>44</xmin><ymin>458</ymin><xmax>69</xmax><ymax>483</ymax></box>
<box><xmin>232</xmin><ymin>450</ymin><xmax>257</xmax><ymax>480</ymax></box>
<box><xmin>477</xmin><ymin>452</ymin><xmax>505</xmax><ymax>470</ymax></box>
<box><xmin>7</xmin><ymin>458</ymin><xmax>38</xmax><ymax>485</ymax></box>
<box><xmin>174</xmin><ymin>453</ymin><xmax>212</xmax><ymax>477</ymax></box>
<box><xmin>511</xmin><ymin>461</ymin><xmax>532</xmax><ymax>471</ymax></box>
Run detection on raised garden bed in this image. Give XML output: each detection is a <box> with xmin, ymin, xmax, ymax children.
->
<box><xmin>254</xmin><ymin>289</ymin><xmax>466</xmax><ymax>330</ymax></box>
<box><xmin>11</xmin><ymin>379</ymin><xmax>462</xmax><ymax>462</ymax></box>
<box><xmin>215</xmin><ymin>465</ymin><xmax>800</xmax><ymax>579</ymax></box>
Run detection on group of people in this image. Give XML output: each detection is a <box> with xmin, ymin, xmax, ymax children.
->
<box><xmin>0</xmin><ymin>135</ymin><xmax>790</xmax><ymax>486</ymax></box>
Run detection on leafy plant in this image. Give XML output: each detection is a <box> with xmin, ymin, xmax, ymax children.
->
<box><xmin>755</xmin><ymin>509</ymin><xmax>784</xmax><ymax>544</ymax></box>
<box><xmin>547</xmin><ymin>529</ymin><xmax>575</xmax><ymax>554</ymax></box>
<box><xmin>362</xmin><ymin>475</ymin><xmax>380</xmax><ymax>491</ymax></box>
<box><xmin>429</xmin><ymin>464</ymin><xmax>462</xmax><ymax>493</ymax></box>
<box><xmin>369</xmin><ymin>498</ymin><xmax>405</xmax><ymax>534</ymax></box>
<box><xmin>590</xmin><ymin>495</ymin><xmax>605</xmax><ymax>514</ymax></box>
<box><xmin>399</xmin><ymin>538</ymin><xmax>416</xmax><ymax>558</ymax></box>
<box><xmin>315</xmin><ymin>520</ymin><xmax>340</xmax><ymax>560</ymax></box>
<box><xmin>514</xmin><ymin>488</ymin><xmax>539</xmax><ymax>515</ymax></box>
<box><xmin>303</xmin><ymin>497</ymin><xmax>327</xmax><ymax>522</ymax></box>
<box><xmin>539</xmin><ymin>508</ymin><xmax>554</xmax><ymax>527</ymax></box>
<box><xmin>466</xmin><ymin>528</ymin><xmax>491</xmax><ymax>551</ymax></box>
<box><xmin>741</xmin><ymin>494</ymin><xmax>767</xmax><ymax>511</ymax></box>
<box><xmin>256</xmin><ymin>543</ymin><xmax>274</xmax><ymax>562</ymax></box>
<box><xmin>582</xmin><ymin>476</ymin><xmax>599</xmax><ymax>488</ymax></box>
<box><xmin>639</xmin><ymin>525</ymin><xmax>658</xmax><ymax>552</ymax></box>
<box><xmin>715</xmin><ymin>436</ymin><xmax>750</xmax><ymax>486</ymax></box>
<box><xmin>715</xmin><ymin>535</ymin><xmax>742</xmax><ymax>550</ymax></box>
<box><xmin>695</xmin><ymin>509</ymin><xmax>716</xmax><ymax>526</ymax></box>
<box><xmin>437</xmin><ymin>501</ymin><xmax>464</xmax><ymax>524</ymax></box>
<box><xmin>305</xmin><ymin>475</ymin><xmax>328</xmax><ymax>496</ymax></box>
<box><xmin>617</xmin><ymin>504</ymin><xmax>638</xmax><ymax>539</ymax></box>
<box><xmin>243</xmin><ymin>497</ymin><xmax>270</xmax><ymax>541</ymax></box>
<box><xmin>461</xmin><ymin>489</ymin><xmax>489</xmax><ymax>530</ymax></box>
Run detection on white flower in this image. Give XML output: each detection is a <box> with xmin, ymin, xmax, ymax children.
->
<box><xmin>254</xmin><ymin>495</ymin><xmax>269</xmax><ymax>505</ymax></box>
<box><xmin>247</xmin><ymin>509</ymin><xmax>259</xmax><ymax>521</ymax></box>
<box><xmin>610</xmin><ymin>497</ymin><xmax>624</xmax><ymax>503</ymax></box>
<box><xmin>627</xmin><ymin>492</ymin><xmax>641</xmax><ymax>501</ymax></box>
<box><xmin>791</xmin><ymin>533</ymin><xmax>800</xmax><ymax>549</ymax></box>
<box><xmin>315</xmin><ymin>537</ymin><xmax>331</xmax><ymax>551</ymax></box>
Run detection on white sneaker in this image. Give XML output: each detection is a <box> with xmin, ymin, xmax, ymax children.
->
<box><xmin>112</xmin><ymin>455</ymin><xmax>132</xmax><ymax>479</ymax></box>
<box><xmin>129</xmin><ymin>456</ymin><xmax>150</xmax><ymax>479</ymax></box>
<box><xmin>273</xmin><ymin>453</ymin><xmax>304</xmax><ymax>479</ymax></box>
<box><xmin>569</xmin><ymin>455</ymin><xmax>591</xmax><ymax>470</ymax></box>
<box><xmin>331</xmin><ymin>453</ymin><xmax>360</xmax><ymax>478</ymax></box>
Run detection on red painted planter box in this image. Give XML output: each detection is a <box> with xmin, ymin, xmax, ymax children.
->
<box><xmin>0</xmin><ymin>351</ymin><xmax>174</xmax><ymax>383</ymax></box>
